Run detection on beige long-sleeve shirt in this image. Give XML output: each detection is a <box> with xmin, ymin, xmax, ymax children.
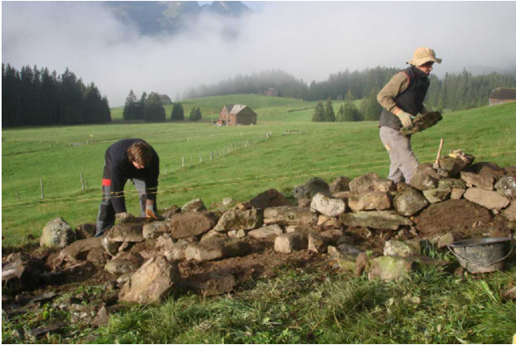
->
<box><xmin>377</xmin><ymin>71</ymin><xmax>428</xmax><ymax>115</ymax></box>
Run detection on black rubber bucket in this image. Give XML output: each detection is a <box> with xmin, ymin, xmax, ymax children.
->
<box><xmin>448</xmin><ymin>237</ymin><xmax>515</xmax><ymax>273</ymax></box>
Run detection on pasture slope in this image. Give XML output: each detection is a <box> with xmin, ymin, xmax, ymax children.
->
<box><xmin>2</xmin><ymin>95</ymin><xmax>516</xmax><ymax>344</ymax></box>
<box><xmin>2</xmin><ymin>95</ymin><xmax>516</xmax><ymax>248</ymax></box>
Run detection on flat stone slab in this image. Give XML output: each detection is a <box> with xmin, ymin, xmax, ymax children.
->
<box><xmin>264</xmin><ymin>206</ymin><xmax>317</xmax><ymax>226</ymax></box>
<box><xmin>348</xmin><ymin>191</ymin><xmax>391</xmax><ymax>212</ymax></box>
<box><xmin>107</xmin><ymin>223</ymin><xmax>144</xmax><ymax>243</ymax></box>
<box><xmin>274</xmin><ymin>232</ymin><xmax>309</xmax><ymax>253</ymax></box>
<box><xmin>248</xmin><ymin>225</ymin><xmax>283</xmax><ymax>239</ymax></box>
<box><xmin>464</xmin><ymin>187</ymin><xmax>510</xmax><ymax>210</ymax></box>
<box><xmin>169</xmin><ymin>212</ymin><xmax>218</xmax><ymax>239</ymax></box>
<box><xmin>340</xmin><ymin>211</ymin><xmax>412</xmax><ymax>230</ymax></box>
<box><xmin>185</xmin><ymin>238</ymin><xmax>251</xmax><ymax>262</ymax></box>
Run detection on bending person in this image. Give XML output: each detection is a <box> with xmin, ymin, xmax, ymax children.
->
<box><xmin>95</xmin><ymin>139</ymin><xmax>160</xmax><ymax>237</ymax></box>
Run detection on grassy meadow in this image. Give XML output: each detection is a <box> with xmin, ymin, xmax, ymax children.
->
<box><xmin>2</xmin><ymin>95</ymin><xmax>516</xmax><ymax>343</ymax></box>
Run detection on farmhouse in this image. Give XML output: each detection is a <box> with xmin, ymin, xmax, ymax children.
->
<box><xmin>218</xmin><ymin>104</ymin><xmax>257</xmax><ymax>126</ymax></box>
<box><xmin>489</xmin><ymin>87</ymin><xmax>516</xmax><ymax>106</ymax></box>
<box><xmin>158</xmin><ymin>94</ymin><xmax>172</xmax><ymax>105</ymax></box>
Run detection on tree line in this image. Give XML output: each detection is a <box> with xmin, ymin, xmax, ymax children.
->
<box><xmin>124</xmin><ymin>90</ymin><xmax>202</xmax><ymax>122</ymax></box>
<box><xmin>184</xmin><ymin>67</ymin><xmax>516</xmax><ymax>113</ymax></box>
<box><xmin>2</xmin><ymin>64</ymin><xmax>111</xmax><ymax>127</ymax></box>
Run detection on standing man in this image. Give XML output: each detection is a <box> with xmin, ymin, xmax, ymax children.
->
<box><xmin>377</xmin><ymin>47</ymin><xmax>442</xmax><ymax>184</ymax></box>
<box><xmin>96</xmin><ymin>139</ymin><xmax>160</xmax><ymax>237</ymax></box>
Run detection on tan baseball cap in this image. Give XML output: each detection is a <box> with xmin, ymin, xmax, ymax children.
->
<box><xmin>407</xmin><ymin>47</ymin><xmax>442</xmax><ymax>66</ymax></box>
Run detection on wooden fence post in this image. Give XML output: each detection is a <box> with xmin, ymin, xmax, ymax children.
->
<box><xmin>40</xmin><ymin>179</ymin><xmax>44</xmax><ymax>199</ymax></box>
<box><xmin>210</xmin><ymin>151</ymin><xmax>213</xmax><ymax>161</ymax></box>
<box><xmin>80</xmin><ymin>174</ymin><xmax>85</xmax><ymax>191</ymax></box>
<box><xmin>182</xmin><ymin>157</ymin><xmax>185</xmax><ymax>168</ymax></box>
<box><xmin>16</xmin><ymin>190</ymin><xmax>20</xmax><ymax>202</ymax></box>
<box><xmin>199</xmin><ymin>155</ymin><xmax>202</xmax><ymax>163</ymax></box>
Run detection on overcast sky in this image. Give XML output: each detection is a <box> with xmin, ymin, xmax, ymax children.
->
<box><xmin>3</xmin><ymin>1</ymin><xmax>516</xmax><ymax>106</ymax></box>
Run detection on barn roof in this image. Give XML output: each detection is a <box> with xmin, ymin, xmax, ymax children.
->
<box><xmin>490</xmin><ymin>87</ymin><xmax>516</xmax><ymax>100</ymax></box>
<box><xmin>224</xmin><ymin>104</ymin><xmax>251</xmax><ymax>115</ymax></box>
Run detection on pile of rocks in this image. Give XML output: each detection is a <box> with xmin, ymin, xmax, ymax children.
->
<box><xmin>3</xmin><ymin>154</ymin><xmax>516</xmax><ymax>305</ymax></box>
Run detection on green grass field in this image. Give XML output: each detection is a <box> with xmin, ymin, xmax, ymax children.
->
<box><xmin>2</xmin><ymin>96</ymin><xmax>516</xmax><ymax>248</ymax></box>
<box><xmin>2</xmin><ymin>95</ymin><xmax>516</xmax><ymax>344</ymax></box>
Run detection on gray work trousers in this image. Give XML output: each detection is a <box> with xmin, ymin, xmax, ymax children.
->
<box><xmin>379</xmin><ymin>126</ymin><xmax>419</xmax><ymax>184</ymax></box>
<box><xmin>95</xmin><ymin>178</ymin><xmax>147</xmax><ymax>237</ymax></box>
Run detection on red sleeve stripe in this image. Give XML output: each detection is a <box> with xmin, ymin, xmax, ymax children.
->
<box><xmin>102</xmin><ymin>179</ymin><xmax>111</xmax><ymax>186</ymax></box>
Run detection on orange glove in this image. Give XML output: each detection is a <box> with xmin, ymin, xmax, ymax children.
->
<box><xmin>145</xmin><ymin>206</ymin><xmax>158</xmax><ymax>219</ymax></box>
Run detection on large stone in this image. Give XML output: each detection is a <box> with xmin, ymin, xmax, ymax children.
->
<box><xmin>438</xmin><ymin>156</ymin><xmax>473</xmax><ymax>177</ymax></box>
<box><xmin>105</xmin><ymin>253</ymin><xmax>143</xmax><ymax>275</ymax></box>
<box><xmin>107</xmin><ymin>223</ymin><xmax>144</xmax><ymax>243</ymax></box>
<box><xmin>274</xmin><ymin>232</ymin><xmax>309</xmax><ymax>253</ymax></box>
<box><xmin>329</xmin><ymin>176</ymin><xmax>351</xmax><ymax>194</ymax></box>
<box><xmin>75</xmin><ymin>223</ymin><xmax>96</xmax><ymax>240</ymax></box>
<box><xmin>181</xmin><ymin>199</ymin><xmax>207</xmax><ymax>212</ymax></box>
<box><xmin>423</xmin><ymin>187</ymin><xmax>451</xmax><ymax>203</ymax></box>
<box><xmin>317</xmin><ymin>215</ymin><xmax>341</xmax><ymax>229</ymax></box>
<box><xmin>163</xmin><ymin>241</ymin><xmax>191</xmax><ymax>261</ymax></box>
<box><xmin>349</xmin><ymin>173</ymin><xmax>380</xmax><ymax>193</ymax></box>
<box><xmin>294</xmin><ymin>177</ymin><xmax>330</xmax><ymax>199</ymax></box>
<box><xmin>2</xmin><ymin>255</ymin><xmax>43</xmax><ymax>294</ymax></box>
<box><xmin>503</xmin><ymin>201</ymin><xmax>516</xmax><ymax>221</ymax></box>
<box><xmin>263</xmin><ymin>206</ymin><xmax>317</xmax><ymax>226</ymax></box>
<box><xmin>143</xmin><ymin>221</ymin><xmax>170</xmax><ymax>240</ymax></box>
<box><xmin>58</xmin><ymin>238</ymin><xmax>103</xmax><ymax>264</ymax></box>
<box><xmin>414</xmin><ymin>199</ymin><xmax>492</xmax><ymax>236</ymax></box>
<box><xmin>469</xmin><ymin>162</ymin><xmax>505</xmax><ymax>179</ymax></box>
<box><xmin>249</xmin><ymin>189</ymin><xmax>291</xmax><ymax>210</ymax></box>
<box><xmin>495</xmin><ymin>176</ymin><xmax>516</xmax><ymax>198</ymax></box>
<box><xmin>197</xmin><ymin>274</ymin><xmax>236</xmax><ymax>297</ymax></box>
<box><xmin>310</xmin><ymin>193</ymin><xmax>346</xmax><ymax>217</ymax></box>
<box><xmin>460</xmin><ymin>172</ymin><xmax>494</xmax><ymax>190</ymax></box>
<box><xmin>248</xmin><ymin>225</ymin><xmax>283</xmax><ymax>239</ymax></box>
<box><xmin>410</xmin><ymin>164</ymin><xmax>439</xmax><ymax>191</ymax></box>
<box><xmin>384</xmin><ymin>240</ymin><xmax>418</xmax><ymax>257</ymax></box>
<box><xmin>394</xmin><ymin>186</ymin><xmax>429</xmax><ymax>216</ymax></box>
<box><xmin>368</xmin><ymin>256</ymin><xmax>415</xmax><ymax>281</ymax></box>
<box><xmin>372</xmin><ymin>178</ymin><xmax>395</xmax><ymax>192</ymax></box>
<box><xmin>214</xmin><ymin>208</ymin><xmax>263</xmax><ymax>231</ymax></box>
<box><xmin>119</xmin><ymin>255</ymin><xmax>181</xmax><ymax>304</ymax></box>
<box><xmin>102</xmin><ymin>237</ymin><xmax>121</xmax><ymax>256</ymax></box>
<box><xmin>340</xmin><ymin>211</ymin><xmax>412</xmax><ymax>230</ymax></box>
<box><xmin>464</xmin><ymin>188</ymin><xmax>510</xmax><ymax>210</ymax></box>
<box><xmin>348</xmin><ymin>192</ymin><xmax>391</xmax><ymax>212</ymax></box>
<box><xmin>438</xmin><ymin>178</ymin><xmax>466</xmax><ymax>190</ymax></box>
<box><xmin>161</xmin><ymin>205</ymin><xmax>181</xmax><ymax>219</ymax></box>
<box><xmin>320</xmin><ymin>230</ymin><xmax>344</xmax><ymax>244</ymax></box>
<box><xmin>40</xmin><ymin>217</ymin><xmax>76</xmax><ymax>248</ymax></box>
<box><xmin>169</xmin><ymin>212</ymin><xmax>218</xmax><ymax>239</ymax></box>
<box><xmin>399</xmin><ymin>111</ymin><xmax>442</xmax><ymax>136</ymax></box>
<box><xmin>185</xmin><ymin>238</ymin><xmax>251</xmax><ymax>262</ymax></box>
<box><xmin>450</xmin><ymin>188</ymin><xmax>465</xmax><ymax>200</ymax></box>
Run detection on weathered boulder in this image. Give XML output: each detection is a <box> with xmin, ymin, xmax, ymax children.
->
<box><xmin>438</xmin><ymin>178</ymin><xmax>466</xmax><ymax>190</ymax></box>
<box><xmin>185</xmin><ymin>238</ymin><xmax>251</xmax><ymax>262</ymax></box>
<box><xmin>274</xmin><ymin>232</ymin><xmax>309</xmax><ymax>253</ymax></box>
<box><xmin>394</xmin><ymin>186</ymin><xmax>429</xmax><ymax>216</ymax></box>
<box><xmin>40</xmin><ymin>217</ymin><xmax>76</xmax><ymax>248</ymax></box>
<box><xmin>214</xmin><ymin>208</ymin><xmax>263</xmax><ymax>231</ymax></box>
<box><xmin>308</xmin><ymin>232</ymin><xmax>326</xmax><ymax>253</ymax></box>
<box><xmin>460</xmin><ymin>172</ymin><xmax>494</xmax><ymax>190</ymax></box>
<box><xmin>438</xmin><ymin>156</ymin><xmax>474</xmax><ymax>177</ymax></box>
<box><xmin>119</xmin><ymin>255</ymin><xmax>181</xmax><ymax>304</ymax></box>
<box><xmin>384</xmin><ymin>240</ymin><xmax>418</xmax><ymax>257</ymax></box>
<box><xmin>450</xmin><ymin>188</ymin><xmax>466</xmax><ymax>200</ymax></box>
<box><xmin>464</xmin><ymin>188</ymin><xmax>510</xmax><ymax>210</ymax></box>
<box><xmin>248</xmin><ymin>225</ymin><xmax>283</xmax><ymax>239</ymax></box>
<box><xmin>294</xmin><ymin>177</ymin><xmax>330</xmax><ymax>199</ymax></box>
<box><xmin>495</xmin><ymin>176</ymin><xmax>516</xmax><ymax>198</ymax></box>
<box><xmin>414</xmin><ymin>199</ymin><xmax>492</xmax><ymax>236</ymax></box>
<box><xmin>161</xmin><ymin>205</ymin><xmax>181</xmax><ymax>219</ymax></box>
<box><xmin>423</xmin><ymin>187</ymin><xmax>451</xmax><ymax>203</ymax></box>
<box><xmin>105</xmin><ymin>253</ymin><xmax>144</xmax><ymax>275</ymax></box>
<box><xmin>264</xmin><ymin>206</ymin><xmax>317</xmax><ymax>226</ymax></box>
<box><xmin>503</xmin><ymin>201</ymin><xmax>516</xmax><ymax>222</ymax></box>
<box><xmin>348</xmin><ymin>192</ymin><xmax>391</xmax><ymax>212</ymax></box>
<box><xmin>368</xmin><ymin>256</ymin><xmax>415</xmax><ymax>281</ymax></box>
<box><xmin>410</xmin><ymin>164</ymin><xmax>439</xmax><ymax>191</ymax></box>
<box><xmin>469</xmin><ymin>162</ymin><xmax>505</xmax><ymax>179</ymax></box>
<box><xmin>310</xmin><ymin>193</ymin><xmax>346</xmax><ymax>217</ymax></box>
<box><xmin>181</xmin><ymin>199</ymin><xmax>207</xmax><ymax>213</ymax></box>
<box><xmin>143</xmin><ymin>221</ymin><xmax>169</xmax><ymax>240</ymax></box>
<box><xmin>102</xmin><ymin>237</ymin><xmax>121</xmax><ymax>256</ymax></box>
<box><xmin>58</xmin><ymin>237</ymin><xmax>103</xmax><ymax>264</ymax></box>
<box><xmin>329</xmin><ymin>176</ymin><xmax>351</xmax><ymax>194</ymax></box>
<box><xmin>75</xmin><ymin>223</ymin><xmax>96</xmax><ymax>240</ymax></box>
<box><xmin>249</xmin><ymin>189</ymin><xmax>291</xmax><ymax>210</ymax></box>
<box><xmin>169</xmin><ymin>212</ymin><xmax>218</xmax><ymax>239</ymax></box>
<box><xmin>372</xmin><ymin>178</ymin><xmax>395</xmax><ymax>192</ymax></box>
<box><xmin>107</xmin><ymin>223</ymin><xmax>144</xmax><ymax>243</ymax></box>
<box><xmin>163</xmin><ymin>240</ymin><xmax>191</xmax><ymax>261</ymax></box>
<box><xmin>340</xmin><ymin>211</ymin><xmax>412</xmax><ymax>230</ymax></box>
<box><xmin>349</xmin><ymin>173</ymin><xmax>380</xmax><ymax>193</ymax></box>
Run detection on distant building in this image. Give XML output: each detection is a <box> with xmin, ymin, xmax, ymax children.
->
<box><xmin>218</xmin><ymin>104</ymin><xmax>257</xmax><ymax>126</ymax></box>
<box><xmin>489</xmin><ymin>87</ymin><xmax>516</xmax><ymax>106</ymax></box>
<box><xmin>158</xmin><ymin>94</ymin><xmax>172</xmax><ymax>105</ymax></box>
<box><xmin>263</xmin><ymin>87</ymin><xmax>278</xmax><ymax>97</ymax></box>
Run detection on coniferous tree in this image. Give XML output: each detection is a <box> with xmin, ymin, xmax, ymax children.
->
<box><xmin>336</xmin><ymin>104</ymin><xmax>345</xmax><ymax>122</ymax></box>
<box><xmin>325</xmin><ymin>98</ymin><xmax>335</xmax><ymax>122</ymax></box>
<box><xmin>59</xmin><ymin>68</ymin><xmax>85</xmax><ymax>124</ymax></box>
<box><xmin>342</xmin><ymin>90</ymin><xmax>361</xmax><ymax>122</ymax></box>
<box><xmin>123</xmin><ymin>90</ymin><xmax>138</xmax><ymax>120</ymax></box>
<box><xmin>134</xmin><ymin>92</ymin><xmax>147</xmax><ymax>120</ymax></box>
<box><xmin>361</xmin><ymin>88</ymin><xmax>383</xmax><ymax>121</ymax></box>
<box><xmin>171</xmin><ymin>102</ymin><xmax>185</xmax><ymax>121</ymax></box>
<box><xmin>144</xmin><ymin>92</ymin><xmax>166</xmax><ymax>122</ymax></box>
<box><xmin>312</xmin><ymin>100</ymin><xmax>326</xmax><ymax>122</ymax></box>
<box><xmin>189</xmin><ymin>107</ymin><xmax>202</xmax><ymax>121</ymax></box>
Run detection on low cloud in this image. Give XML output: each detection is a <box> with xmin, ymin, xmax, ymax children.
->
<box><xmin>3</xmin><ymin>2</ymin><xmax>516</xmax><ymax>106</ymax></box>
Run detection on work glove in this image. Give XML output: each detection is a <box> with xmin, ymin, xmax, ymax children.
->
<box><xmin>397</xmin><ymin>110</ymin><xmax>414</xmax><ymax>129</ymax></box>
<box><xmin>145</xmin><ymin>205</ymin><xmax>158</xmax><ymax>219</ymax></box>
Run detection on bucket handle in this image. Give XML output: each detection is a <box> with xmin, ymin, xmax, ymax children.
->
<box><xmin>447</xmin><ymin>241</ymin><xmax>515</xmax><ymax>266</ymax></box>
